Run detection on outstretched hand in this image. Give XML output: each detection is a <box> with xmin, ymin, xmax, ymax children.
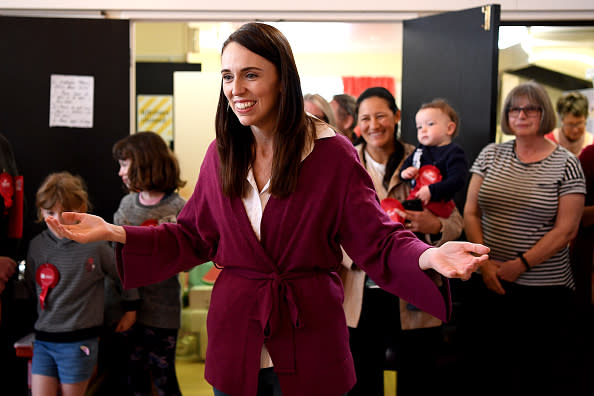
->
<box><xmin>419</xmin><ymin>241</ymin><xmax>489</xmax><ymax>280</ymax></box>
<box><xmin>45</xmin><ymin>212</ymin><xmax>126</xmax><ymax>244</ymax></box>
<box><xmin>0</xmin><ymin>256</ymin><xmax>16</xmax><ymax>294</ymax></box>
<box><xmin>0</xmin><ymin>256</ymin><xmax>16</xmax><ymax>283</ymax></box>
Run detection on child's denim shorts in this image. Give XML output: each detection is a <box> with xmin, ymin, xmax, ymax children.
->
<box><xmin>32</xmin><ymin>338</ymin><xmax>98</xmax><ymax>384</ymax></box>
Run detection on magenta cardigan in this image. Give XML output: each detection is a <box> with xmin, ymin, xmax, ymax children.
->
<box><xmin>116</xmin><ymin>135</ymin><xmax>450</xmax><ymax>396</ymax></box>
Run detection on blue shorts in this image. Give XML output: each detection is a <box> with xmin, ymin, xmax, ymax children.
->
<box><xmin>32</xmin><ymin>338</ymin><xmax>98</xmax><ymax>384</ymax></box>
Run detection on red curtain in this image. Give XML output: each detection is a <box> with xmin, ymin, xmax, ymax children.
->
<box><xmin>341</xmin><ymin>76</ymin><xmax>396</xmax><ymax>99</ymax></box>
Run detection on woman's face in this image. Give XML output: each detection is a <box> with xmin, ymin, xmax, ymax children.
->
<box><xmin>560</xmin><ymin>113</ymin><xmax>587</xmax><ymax>142</ymax></box>
<box><xmin>357</xmin><ymin>96</ymin><xmax>399</xmax><ymax>152</ymax></box>
<box><xmin>507</xmin><ymin>96</ymin><xmax>542</xmax><ymax>137</ymax></box>
<box><xmin>221</xmin><ymin>42</ymin><xmax>281</xmax><ymax>134</ymax></box>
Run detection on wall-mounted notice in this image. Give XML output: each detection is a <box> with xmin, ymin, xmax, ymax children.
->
<box><xmin>49</xmin><ymin>74</ymin><xmax>94</xmax><ymax>128</ymax></box>
<box><xmin>137</xmin><ymin>95</ymin><xmax>174</xmax><ymax>145</ymax></box>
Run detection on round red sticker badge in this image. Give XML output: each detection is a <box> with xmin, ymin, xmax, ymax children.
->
<box><xmin>417</xmin><ymin>165</ymin><xmax>442</xmax><ymax>187</ymax></box>
<box><xmin>0</xmin><ymin>172</ymin><xmax>14</xmax><ymax>213</ymax></box>
<box><xmin>380</xmin><ymin>198</ymin><xmax>406</xmax><ymax>224</ymax></box>
<box><xmin>36</xmin><ymin>263</ymin><xmax>59</xmax><ymax>310</ymax></box>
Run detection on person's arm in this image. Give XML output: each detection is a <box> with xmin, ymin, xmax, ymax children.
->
<box><xmin>400</xmin><ymin>152</ymin><xmax>416</xmax><ymax>180</ymax></box>
<box><xmin>98</xmin><ymin>241</ymin><xmax>139</xmax><ymax>332</ymax></box>
<box><xmin>582</xmin><ymin>205</ymin><xmax>594</xmax><ymax>228</ymax></box>
<box><xmin>418</xmin><ymin>241</ymin><xmax>488</xmax><ymax>278</ymax></box>
<box><xmin>0</xmin><ymin>256</ymin><xmax>16</xmax><ymax>294</ymax></box>
<box><xmin>342</xmin><ymin>161</ymin><xmax>487</xmax><ymax>280</ymax></box>
<box><xmin>115</xmin><ymin>311</ymin><xmax>136</xmax><ymax>332</ymax></box>
<box><xmin>463</xmin><ymin>174</ymin><xmax>484</xmax><ymax>245</ymax></box>
<box><xmin>497</xmin><ymin>193</ymin><xmax>585</xmax><ymax>282</ymax></box>
<box><xmin>401</xmin><ymin>166</ymin><xmax>419</xmax><ymax>181</ymax></box>
<box><xmin>45</xmin><ymin>213</ymin><xmax>126</xmax><ymax>244</ymax></box>
<box><xmin>464</xmin><ymin>173</ymin><xmax>505</xmax><ymax>294</ymax></box>
<box><xmin>404</xmin><ymin>206</ymin><xmax>463</xmax><ymax>246</ymax></box>
<box><xmin>579</xmin><ymin>144</ymin><xmax>594</xmax><ymax>227</ymax></box>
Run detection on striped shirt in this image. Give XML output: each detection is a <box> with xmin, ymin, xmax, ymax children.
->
<box><xmin>471</xmin><ymin>140</ymin><xmax>586</xmax><ymax>288</ymax></box>
<box><xmin>26</xmin><ymin>230</ymin><xmax>118</xmax><ymax>339</ymax></box>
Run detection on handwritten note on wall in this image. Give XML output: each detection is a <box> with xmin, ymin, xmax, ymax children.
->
<box><xmin>49</xmin><ymin>74</ymin><xmax>94</xmax><ymax>128</ymax></box>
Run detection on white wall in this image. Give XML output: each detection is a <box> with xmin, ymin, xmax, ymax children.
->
<box><xmin>173</xmin><ymin>72</ymin><xmax>219</xmax><ymax>199</ymax></box>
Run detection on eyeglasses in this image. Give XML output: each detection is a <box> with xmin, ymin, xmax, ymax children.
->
<box><xmin>562</xmin><ymin>120</ymin><xmax>587</xmax><ymax>130</ymax></box>
<box><xmin>507</xmin><ymin>106</ymin><xmax>542</xmax><ymax>118</ymax></box>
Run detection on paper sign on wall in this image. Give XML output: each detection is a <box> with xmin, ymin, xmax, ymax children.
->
<box><xmin>49</xmin><ymin>74</ymin><xmax>94</xmax><ymax>128</ymax></box>
<box><xmin>137</xmin><ymin>95</ymin><xmax>174</xmax><ymax>145</ymax></box>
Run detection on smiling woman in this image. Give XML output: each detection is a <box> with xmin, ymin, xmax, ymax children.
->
<box><xmin>44</xmin><ymin>22</ymin><xmax>489</xmax><ymax>396</ymax></box>
<box><xmin>221</xmin><ymin>42</ymin><xmax>281</xmax><ymax>136</ymax></box>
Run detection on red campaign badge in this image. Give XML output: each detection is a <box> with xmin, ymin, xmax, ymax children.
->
<box><xmin>416</xmin><ymin>165</ymin><xmax>443</xmax><ymax>187</ymax></box>
<box><xmin>380</xmin><ymin>198</ymin><xmax>406</xmax><ymax>224</ymax></box>
<box><xmin>140</xmin><ymin>219</ymin><xmax>159</xmax><ymax>227</ymax></box>
<box><xmin>0</xmin><ymin>172</ymin><xmax>14</xmax><ymax>213</ymax></box>
<box><xmin>36</xmin><ymin>263</ymin><xmax>60</xmax><ymax>310</ymax></box>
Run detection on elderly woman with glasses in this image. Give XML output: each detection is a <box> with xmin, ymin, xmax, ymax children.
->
<box><xmin>545</xmin><ymin>91</ymin><xmax>592</xmax><ymax>155</ymax></box>
<box><xmin>462</xmin><ymin>81</ymin><xmax>586</xmax><ymax>396</ymax></box>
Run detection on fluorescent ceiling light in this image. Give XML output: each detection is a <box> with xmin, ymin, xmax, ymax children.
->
<box><xmin>498</xmin><ymin>26</ymin><xmax>529</xmax><ymax>50</ymax></box>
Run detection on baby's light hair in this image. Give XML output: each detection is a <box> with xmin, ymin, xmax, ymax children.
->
<box><xmin>419</xmin><ymin>99</ymin><xmax>460</xmax><ymax>137</ymax></box>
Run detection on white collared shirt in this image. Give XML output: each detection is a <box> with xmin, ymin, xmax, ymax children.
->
<box><xmin>241</xmin><ymin>123</ymin><xmax>335</xmax><ymax>368</ymax></box>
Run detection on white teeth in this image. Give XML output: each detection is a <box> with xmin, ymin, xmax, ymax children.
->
<box><xmin>235</xmin><ymin>101</ymin><xmax>256</xmax><ymax>110</ymax></box>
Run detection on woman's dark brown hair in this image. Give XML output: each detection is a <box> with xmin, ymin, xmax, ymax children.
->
<box><xmin>356</xmin><ymin>87</ymin><xmax>405</xmax><ymax>190</ymax></box>
<box><xmin>0</xmin><ymin>133</ymin><xmax>18</xmax><ymax>177</ymax></box>
<box><xmin>215</xmin><ymin>22</ymin><xmax>315</xmax><ymax>198</ymax></box>
<box><xmin>112</xmin><ymin>131</ymin><xmax>186</xmax><ymax>194</ymax></box>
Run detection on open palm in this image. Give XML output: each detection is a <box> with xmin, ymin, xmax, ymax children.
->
<box><xmin>421</xmin><ymin>241</ymin><xmax>489</xmax><ymax>280</ymax></box>
<box><xmin>45</xmin><ymin>213</ymin><xmax>117</xmax><ymax>244</ymax></box>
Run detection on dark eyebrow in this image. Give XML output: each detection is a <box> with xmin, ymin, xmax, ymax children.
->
<box><xmin>220</xmin><ymin>66</ymin><xmax>264</xmax><ymax>74</ymax></box>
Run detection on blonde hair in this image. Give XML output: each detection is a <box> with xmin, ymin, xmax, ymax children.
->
<box><xmin>304</xmin><ymin>93</ymin><xmax>337</xmax><ymax>127</ymax></box>
<box><xmin>36</xmin><ymin>171</ymin><xmax>89</xmax><ymax>221</ymax></box>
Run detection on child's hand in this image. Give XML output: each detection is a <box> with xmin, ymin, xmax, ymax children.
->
<box><xmin>415</xmin><ymin>185</ymin><xmax>431</xmax><ymax>204</ymax></box>
<box><xmin>115</xmin><ymin>311</ymin><xmax>137</xmax><ymax>332</ymax></box>
<box><xmin>401</xmin><ymin>166</ymin><xmax>419</xmax><ymax>180</ymax></box>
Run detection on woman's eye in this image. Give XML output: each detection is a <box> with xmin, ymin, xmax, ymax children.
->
<box><xmin>222</xmin><ymin>74</ymin><xmax>233</xmax><ymax>82</ymax></box>
<box><xmin>246</xmin><ymin>72</ymin><xmax>257</xmax><ymax>79</ymax></box>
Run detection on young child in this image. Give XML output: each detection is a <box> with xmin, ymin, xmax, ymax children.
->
<box><xmin>400</xmin><ymin>99</ymin><xmax>468</xmax><ymax>218</ymax></box>
<box><xmin>111</xmin><ymin>131</ymin><xmax>186</xmax><ymax>396</ymax></box>
<box><xmin>25</xmin><ymin>172</ymin><xmax>126</xmax><ymax>396</ymax></box>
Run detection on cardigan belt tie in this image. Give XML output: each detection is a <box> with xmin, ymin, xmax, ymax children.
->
<box><xmin>228</xmin><ymin>267</ymin><xmax>332</xmax><ymax>373</ymax></box>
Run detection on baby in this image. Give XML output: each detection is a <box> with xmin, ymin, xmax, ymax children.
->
<box><xmin>400</xmin><ymin>99</ymin><xmax>468</xmax><ymax>218</ymax></box>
